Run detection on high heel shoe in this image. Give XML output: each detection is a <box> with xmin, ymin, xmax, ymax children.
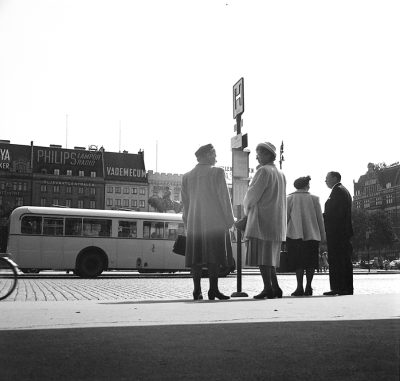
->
<box><xmin>253</xmin><ymin>289</ymin><xmax>274</xmax><ymax>299</ymax></box>
<box><xmin>273</xmin><ymin>287</ymin><xmax>283</xmax><ymax>299</ymax></box>
<box><xmin>193</xmin><ymin>291</ymin><xmax>203</xmax><ymax>300</ymax></box>
<box><xmin>304</xmin><ymin>287</ymin><xmax>313</xmax><ymax>296</ymax></box>
<box><xmin>208</xmin><ymin>290</ymin><xmax>230</xmax><ymax>300</ymax></box>
<box><xmin>291</xmin><ymin>289</ymin><xmax>304</xmax><ymax>297</ymax></box>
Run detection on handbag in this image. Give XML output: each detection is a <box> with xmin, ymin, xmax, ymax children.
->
<box><xmin>234</xmin><ymin>216</ymin><xmax>248</xmax><ymax>232</ymax></box>
<box><xmin>173</xmin><ymin>234</ymin><xmax>186</xmax><ymax>256</ymax></box>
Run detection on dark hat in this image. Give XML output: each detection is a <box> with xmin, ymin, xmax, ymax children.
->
<box><xmin>294</xmin><ymin>176</ymin><xmax>311</xmax><ymax>189</ymax></box>
<box><xmin>195</xmin><ymin>143</ymin><xmax>214</xmax><ymax>158</ymax></box>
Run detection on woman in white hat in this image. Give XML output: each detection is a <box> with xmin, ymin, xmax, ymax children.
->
<box><xmin>243</xmin><ymin>142</ymin><xmax>287</xmax><ymax>299</ymax></box>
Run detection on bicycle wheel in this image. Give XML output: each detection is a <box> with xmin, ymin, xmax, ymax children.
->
<box><xmin>0</xmin><ymin>257</ymin><xmax>18</xmax><ymax>301</ymax></box>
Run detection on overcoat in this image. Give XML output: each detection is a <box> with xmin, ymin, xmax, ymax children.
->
<box><xmin>324</xmin><ymin>183</ymin><xmax>353</xmax><ymax>239</ymax></box>
<box><xmin>243</xmin><ymin>164</ymin><xmax>287</xmax><ymax>241</ymax></box>
<box><xmin>287</xmin><ymin>190</ymin><xmax>326</xmax><ymax>241</ymax></box>
<box><xmin>181</xmin><ymin>164</ymin><xmax>234</xmax><ymax>267</ymax></box>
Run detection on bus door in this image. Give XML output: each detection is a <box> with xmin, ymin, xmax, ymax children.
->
<box><xmin>163</xmin><ymin>221</ymin><xmax>186</xmax><ymax>270</ymax></box>
<box><xmin>141</xmin><ymin>220</ymin><xmax>167</xmax><ymax>270</ymax></box>
<box><xmin>18</xmin><ymin>215</ymin><xmax>43</xmax><ymax>268</ymax></box>
<box><xmin>115</xmin><ymin>219</ymin><xmax>142</xmax><ymax>269</ymax></box>
<box><xmin>41</xmin><ymin>216</ymin><xmax>65</xmax><ymax>269</ymax></box>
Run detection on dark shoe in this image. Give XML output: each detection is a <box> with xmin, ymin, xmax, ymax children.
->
<box><xmin>193</xmin><ymin>291</ymin><xmax>203</xmax><ymax>300</ymax></box>
<box><xmin>323</xmin><ymin>290</ymin><xmax>339</xmax><ymax>296</ymax></box>
<box><xmin>253</xmin><ymin>289</ymin><xmax>274</xmax><ymax>299</ymax></box>
<box><xmin>273</xmin><ymin>287</ymin><xmax>283</xmax><ymax>299</ymax></box>
<box><xmin>338</xmin><ymin>290</ymin><xmax>353</xmax><ymax>295</ymax></box>
<box><xmin>304</xmin><ymin>287</ymin><xmax>313</xmax><ymax>296</ymax></box>
<box><xmin>208</xmin><ymin>290</ymin><xmax>230</xmax><ymax>300</ymax></box>
<box><xmin>291</xmin><ymin>289</ymin><xmax>304</xmax><ymax>297</ymax></box>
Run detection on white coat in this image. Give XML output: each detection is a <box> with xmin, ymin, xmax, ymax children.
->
<box><xmin>286</xmin><ymin>190</ymin><xmax>326</xmax><ymax>241</ymax></box>
<box><xmin>243</xmin><ymin>164</ymin><xmax>287</xmax><ymax>241</ymax></box>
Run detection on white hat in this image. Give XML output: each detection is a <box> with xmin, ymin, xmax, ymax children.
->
<box><xmin>256</xmin><ymin>142</ymin><xmax>276</xmax><ymax>156</ymax></box>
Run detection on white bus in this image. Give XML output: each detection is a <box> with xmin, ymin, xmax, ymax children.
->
<box><xmin>7</xmin><ymin>206</ymin><xmax>242</xmax><ymax>277</ymax></box>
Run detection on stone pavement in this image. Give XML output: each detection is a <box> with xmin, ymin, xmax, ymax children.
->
<box><xmin>4</xmin><ymin>272</ymin><xmax>400</xmax><ymax>302</ymax></box>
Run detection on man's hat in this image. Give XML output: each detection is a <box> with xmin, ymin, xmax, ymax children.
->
<box><xmin>195</xmin><ymin>143</ymin><xmax>214</xmax><ymax>158</ymax></box>
<box><xmin>256</xmin><ymin>142</ymin><xmax>276</xmax><ymax>156</ymax></box>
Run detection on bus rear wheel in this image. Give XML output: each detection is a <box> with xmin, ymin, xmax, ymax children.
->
<box><xmin>77</xmin><ymin>251</ymin><xmax>105</xmax><ymax>278</ymax></box>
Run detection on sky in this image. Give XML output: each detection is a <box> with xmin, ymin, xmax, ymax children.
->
<box><xmin>0</xmin><ymin>0</ymin><xmax>399</xmax><ymax>203</ymax></box>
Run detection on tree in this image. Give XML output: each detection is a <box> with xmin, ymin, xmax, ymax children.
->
<box><xmin>351</xmin><ymin>208</ymin><xmax>370</xmax><ymax>252</ymax></box>
<box><xmin>369</xmin><ymin>210</ymin><xmax>397</xmax><ymax>251</ymax></box>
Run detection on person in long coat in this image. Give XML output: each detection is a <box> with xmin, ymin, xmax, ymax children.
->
<box><xmin>181</xmin><ymin>144</ymin><xmax>234</xmax><ymax>301</ymax></box>
<box><xmin>323</xmin><ymin>171</ymin><xmax>354</xmax><ymax>296</ymax></box>
<box><xmin>286</xmin><ymin>176</ymin><xmax>326</xmax><ymax>296</ymax></box>
<box><xmin>243</xmin><ymin>142</ymin><xmax>287</xmax><ymax>299</ymax></box>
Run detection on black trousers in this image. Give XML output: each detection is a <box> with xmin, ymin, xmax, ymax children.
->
<box><xmin>327</xmin><ymin>236</ymin><xmax>353</xmax><ymax>293</ymax></box>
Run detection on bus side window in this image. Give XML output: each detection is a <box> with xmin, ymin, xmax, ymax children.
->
<box><xmin>143</xmin><ymin>221</ymin><xmax>165</xmax><ymax>239</ymax></box>
<box><xmin>21</xmin><ymin>216</ymin><xmax>42</xmax><ymax>234</ymax></box>
<box><xmin>118</xmin><ymin>221</ymin><xmax>137</xmax><ymax>238</ymax></box>
<box><xmin>164</xmin><ymin>222</ymin><xmax>185</xmax><ymax>240</ymax></box>
<box><xmin>83</xmin><ymin>219</ymin><xmax>112</xmax><ymax>237</ymax></box>
<box><xmin>43</xmin><ymin>218</ymin><xmax>64</xmax><ymax>236</ymax></box>
<box><xmin>65</xmin><ymin>218</ymin><xmax>82</xmax><ymax>236</ymax></box>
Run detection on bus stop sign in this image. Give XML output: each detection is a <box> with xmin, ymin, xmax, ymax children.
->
<box><xmin>233</xmin><ymin>77</ymin><xmax>244</xmax><ymax>118</ymax></box>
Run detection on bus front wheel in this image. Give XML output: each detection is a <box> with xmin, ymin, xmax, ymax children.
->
<box><xmin>76</xmin><ymin>251</ymin><xmax>106</xmax><ymax>278</ymax></box>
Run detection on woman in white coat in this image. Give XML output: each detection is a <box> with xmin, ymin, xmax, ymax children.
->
<box><xmin>243</xmin><ymin>142</ymin><xmax>287</xmax><ymax>299</ymax></box>
<box><xmin>286</xmin><ymin>176</ymin><xmax>326</xmax><ymax>296</ymax></box>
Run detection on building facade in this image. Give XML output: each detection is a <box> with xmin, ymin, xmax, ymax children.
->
<box><xmin>353</xmin><ymin>162</ymin><xmax>400</xmax><ymax>257</ymax></box>
<box><xmin>0</xmin><ymin>141</ymin><xmax>148</xmax><ymax>250</ymax></box>
<box><xmin>104</xmin><ymin>150</ymin><xmax>148</xmax><ymax>211</ymax></box>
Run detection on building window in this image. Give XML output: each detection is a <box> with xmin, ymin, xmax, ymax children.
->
<box><xmin>23</xmin><ymin>182</ymin><xmax>28</xmax><ymax>191</ymax></box>
<box><xmin>67</xmin><ymin>170</ymin><xmax>72</xmax><ymax>176</ymax></box>
<box><xmin>139</xmin><ymin>188</ymin><xmax>145</xmax><ymax>195</ymax></box>
<box><xmin>79</xmin><ymin>170</ymin><xmax>84</xmax><ymax>177</ymax></box>
<box><xmin>131</xmin><ymin>200</ymin><xmax>137</xmax><ymax>208</ymax></box>
<box><xmin>13</xmin><ymin>183</ymin><xmax>17</xmax><ymax>191</ymax></box>
<box><xmin>106</xmin><ymin>198</ymin><xmax>113</xmax><ymax>206</ymax></box>
<box><xmin>90</xmin><ymin>171</ymin><xmax>96</xmax><ymax>178</ymax></box>
<box><xmin>53</xmin><ymin>185</ymin><xmax>60</xmax><ymax>193</ymax></box>
<box><xmin>16</xmin><ymin>197</ymin><xmax>24</xmax><ymax>206</ymax></box>
<box><xmin>123</xmin><ymin>187</ymin><xmax>129</xmax><ymax>194</ymax></box>
<box><xmin>386</xmin><ymin>183</ymin><xmax>392</xmax><ymax>189</ymax></box>
<box><xmin>66</xmin><ymin>199</ymin><xmax>72</xmax><ymax>208</ymax></box>
<box><xmin>0</xmin><ymin>182</ymin><xmax>5</xmax><ymax>191</ymax></box>
<box><xmin>115</xmin><ymin>187</ymin><xmax>121</xmax><ymax>194</ymax></box>
<box><xmin>66</xmin><ymin>186</ymin><xmax>72</xmax><ymax>194</ymax></box>
<box><xmin>116</xmin><ymin>199</ymin><xmax>121</xmax><ymax>207</ymax></box>
<box><xmin>132</xmin><ymin>188</ymin><xmax>137</xmax><ymax>194</ymax></box>
<box><xmin>40</xmin><ymin>184</ymin><xmax>47</xmax><ymax>192</ymax></box>
<box><xmin>52</xmin><ymin>199</ymin><xmax>59</xmax><ymax>206</ymax></box>
<box><xmin>40</xmin><ymin>198</ymin><xmax>46</xmax><ymax>206</ymax></box>
<box><xmin>78</xmin><ymin>187</ymin><xmax>84</xmax><ymax>194</ymax></box>
<box><xmin>17</xmin><ymin>183</ymin><xmax>23</xmax><ymax>191</ymax></box>
<box><xmin>90</xmin><ymin>200</ymin><xmax>96</xmax><ymax>209</ymax></box>
<box><xmin>90</xmin><ymin>188</ymin><xmax>96</xmax><ymax>195</ymax></box>
<box><xmin>78</xmin><ymin>200</ymin><xmax>84</xmax><ymax>208</ymax></box>
<box><xmin>139</xmin><ymin>200</ymin><xmax>145</xmax><ymax>208</ymax></box>
<box><xmin>386</xmin><ymin>194</ymin><xmax>393</xmax><ymax>204</ymax></box>
<box><xmin>54</xmin><ymin>169</ymin><xmax>60</xmax><ymax>175</ymax></box>
<box><xmin>123</xmin><ymin>199</ymin><xmax>129</xmax><ymax>207</ymax></box>
<box><xmin>107</xmin><ymin>186</ymin><xmax>113</xmax><ymax>193</ymax></box>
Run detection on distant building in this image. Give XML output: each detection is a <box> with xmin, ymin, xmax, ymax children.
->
<box><xmin>104</xmin><ymin>150</ymin><xmax>148</xmax><ymax>211</ymax></box>
<box><xmin>147</xmin><ymin>171</ymin><xmax>182</xmax><ymax>212</ymax></box>
<box><xmin>0</xmin><ymin>140</ymin><xmax>148</xmax><ymax>250</ymax></box>
<box><xmin>353</xmin><ymin>162</ymin><xmax>400</xmax><ymax>239</ymax></box>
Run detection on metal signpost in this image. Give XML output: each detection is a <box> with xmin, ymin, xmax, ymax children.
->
<box><xmin>231</xmin><ymin>77</ymin><xmax>249</xmax><ymax>298</ymax></box>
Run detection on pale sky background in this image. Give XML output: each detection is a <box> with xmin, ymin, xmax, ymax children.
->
<box><xmin>1</xmin><ymin>0</ymin><xmax>399</xmax><ymax>204</ymax></box>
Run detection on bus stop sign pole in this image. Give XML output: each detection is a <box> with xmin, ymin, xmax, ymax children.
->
<box><xmin>231</xmin><ymin>77</ymin><xmax>248</xmax><ymax>298</ymax></box>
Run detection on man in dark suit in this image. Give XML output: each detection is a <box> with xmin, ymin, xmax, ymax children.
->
<box><xmin>323</xmin><ymin>171</ymin><xmax>354</xmax><ymax>296</ymax></box>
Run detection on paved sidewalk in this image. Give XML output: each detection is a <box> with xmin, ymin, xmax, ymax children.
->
<box><xmin>0</xmin><ymin>293</ymin><xmax>399</xmax><ymax>330</ymax></box>
<box><xmin>1</xmin><ymin>294</ymin><xmax>399</xmax><ymax>381</ymax></box>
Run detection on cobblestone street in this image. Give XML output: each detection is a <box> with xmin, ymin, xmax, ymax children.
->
<box><xmin>3</xmin><ymin>271</ymin><xmax>400</xmax><ymax>302</ymax></box>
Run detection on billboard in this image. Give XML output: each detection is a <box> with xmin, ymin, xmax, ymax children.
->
<box><xmin>0</xmin><ymin>143</ymin><xmax>31</xmax><ymax>173</ymax></box>
<box><xmin>103</xmin><ymin>151</ymin><xmax>147</xmax><ymax>183</ymax></box>
<box><xmin>32</xmin><ymin>146</ymin><xmax>103</xmax><ymax>176</ymax></box>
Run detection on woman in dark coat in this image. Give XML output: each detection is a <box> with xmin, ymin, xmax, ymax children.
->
<box><xmin>181</xmin><ymin>144</ymin><xmax>234</xmax><ymax>300</ymax></box>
